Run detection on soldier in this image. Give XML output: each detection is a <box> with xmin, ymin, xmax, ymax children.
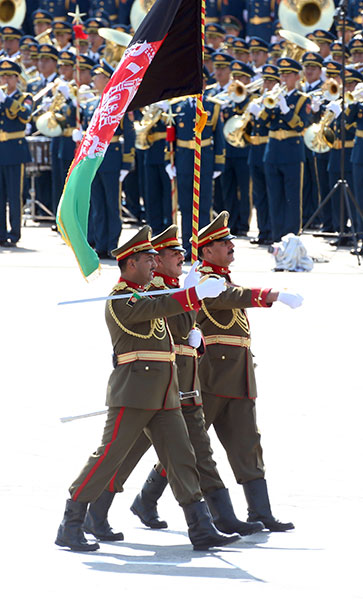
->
<box><xmin>82</xmin><ymin>225</ymin><xmax>264</xmax><ymax>540</ymax></box>
<box><xmin>335</xmin><ymin>16</ymin><xmax>358</xmax><ymax>45</ymax></box>
<box><xmin>195</xmin><ymin>210</ymin><xmax>302</xmax><ymax>530</ymax></box>
<box><xmin>37</xmin><ymin>0</ymin><xmax>87</xmax><ymax>22</ymax></box>
<box><xmin>205</xmin><ymin>24</ymin><xmax>226</xmax><ymax>51</ymax></box>
<box><xmin>247</xmin><ymin>64</ymin><xmax>279</xmax><ymax>245</ymax></box>
<box><xmin>84</xmin><ymin>18</ymin><xmax>108</xmax><ymax>63</ymax></box>
<box><xmin>220</xmin><ymin>59</ymin><xmax>255</xmax><ymax>237</ymax></box>
<box><xmin>313</xmin><ymin>29</ymin><xmax>336</xmax><ymax>61</ymax></box>
<box><xmin>54</xmin><ymin>225</ymin><xmax>241</xmax><ymax>552</ymax></box>
<box><xmin>78</xmin><ymin>54</ymin><xmax>96</xmax><ymax>86</ymax></box>
<box><xmin>262</xmin><ymin>57</ymin><xmax>311</xmax><ymax>242</ymax></box>
<box><xmin>203</xmin><ymin>44</ymin><xmax>216</xmax><ymax>84</ymax></box>
<box><xmin>345</xmin><ymin>70</ymin><xmax>363</xmax><ymax>252</ymax></box>
<box><xmin>249</xmin><ymin>37</ymin><xmax>269</xmax><ymax>76</ymax></box>
<box><xmin>348</xmin><ymin>37</ymin><xmax>363</xmax><ymax>69</ymax></box>
<box><xmin>166</xmin><ymin>66</ymin><xmax>225</xmax><ymax>259</ymax></box>
<box><xmin>89</xmin><ymin>0</ymin><xmax>126</xmax><ymax>24</ymax></box>
<box><xmin>52</xmin><ymin>21</ymin><xmax>75</xmax><ymax>54</ymax></box>
<box><xmin>31</xmin><ymin>9</ymin><xmax>53</xmax><ymax>42</ymax></box>
<box><xmin>268</xmin><ymin>41</ymin><xmax>284</xmax><ymax>65</ymax></box>
<box><xmin>221</xmin><ymin>14</ymin><xmax>243</xmax><ymax>38</ymax></box>
<box><xmin>0</xmin><ymin>60</ymin><xmax>33</xmax><ymax>247</ymax></box>
<box><xmin>330</xmin><ymin>40</ymin><xmax>350</xmax><ymax>65</ymax></box>
<box><xmin>245</xmin><ymin>0</ymin><xmax>278</xmax><ymax>43</ymax></box>
<box><xmin>1</xmin><ymin>26</ymin><xmax>22</xmax><ymax>61</ymax></box>
<box><xmin>205</xmin><ymin>0</ymin><xmax>222</xmax><ymax>24</ymax></box>
<box><xmin>230</xmin><ymin>37</ymin><xmax>250</xmax><ymax>63</ymax></box>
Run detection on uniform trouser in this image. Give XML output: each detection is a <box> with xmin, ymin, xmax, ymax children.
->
<box><xmin>201</xmin><ymin>393</ymin><xmax>265</xmax><ymax>484</ymax></box>
<box><xmin>213</xmin><ymin>176</ymin><xmax>224</xmax><ymax>213</ymax></box>
<box><xmin>302</xmin><ymin>150</ymin><xmax>320</xmax><ymax>226</ymax></box>
<box><xmin>250</xmin><ymin>163</ymin><xmax>271</xmax><ymax>239</ymax></box>
<box><xmin>328</xmin><ymin>168</ymin><xmax>354</xmax><ymax>233</ymax></box>
<box><xmin>264</xmin><ymin>161</ymin><xmax>304</xmax><ymax>241</ymax></box>
<box><xmin>316</xmin><ymin>155</ymin><xmax>332</xmax><ymax>230</ymax></box>
<box><xmin>177</xmin><ymin>171</ymin><xmax>213</xmax><ymax>255</ymax></box>
<box><xmin>144</xmin><ymin>164</ymin><xmax>172</xmax><ymax>235</ymax></box>
<box><xmin>107</xmin><ymin>404</ymin><xmax>224</xmax><ymax>495</ymax></box>
<box><xmin>90</xmin><ymin>170</ymin><xmax>122</xmax><ymax>253</ymax></box>
<box><xmin>221</xmin><ymin>156</ymin><xmax>250</xmax><ymax>233</ymax></box>
<box><xmin>352</xmin><ymin>163</ymin><xmax>363</xmax><ymax>237</ymax></box>
<box><xmin>0</xmin><ymin>163</ymin><xmax>24</xmax><ymax>243</ymax></box>
<box><xmin>69</xmin><ymin>406</ymin><xmax>202</xmax><ymax>507</ymax></box>
<box><xmin>51</xmin><ymin>139</ymin><xmax>63</xmax><ymax>216</ymax></box>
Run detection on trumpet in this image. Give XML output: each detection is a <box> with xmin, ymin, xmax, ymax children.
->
<box><xmin>345</xmin><ymin>83</ymin><xmax>363</xmax><ymax>105</ymax></box>
<box><xmin>207</xmin><ymin>77</ymin><xmax>263</xmax><ymax>106</ymax></box>
<box><xmin>262</xmin><ymin>83</ymin><xmax>288</xmax><ymax>109</ymax></box>
<box><xmin>306</xmin><ymin>79</ymin><xmax>341</xmax><ymax>102</ymax></box>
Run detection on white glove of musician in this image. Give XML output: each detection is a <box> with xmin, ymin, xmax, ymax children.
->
<box><xmin>277</xmin><ymin>291</ymin><xmax>304</xmax><ymax>309</ymax></box>
<box><xmin>311</xmin><ymin>96</ymin><xmax>322</xmax><ymax>113</ymax></box>
<box><xmin>25</xmin><ymin>122</ymin><xmax>32</xmax><ymax>135</ymax></box>
<box><xmin>0</xmin><ymin>88</ymin><xmax>6</xmax><ymax>103</ymax></box>
<box><xmin>119</xmin><ymin>169</ymin><xmax>129</xmax><ymax>183</ymax></box>
<box><xmin>165</xmin><ymin>163</ymin><xmax>176</xmax><ymax>180</ymax></box>
<box><xmin>326</xmin><ymin>100</ymin><xmax>342</xmax><ymax>118</ymax></box>
<box><xmin>184</xmin><ymin>260</ymin><xmax>200</xmax><ymax>288</ymax></box>
<box><xmin>213</xmin><ymin>171</ymin><xmax>222</xmax><ymax>179</ymax></box>
<box><xmin>195</xmin><ymin>277</ymin><xmax>225</xmax><ymax>300</ymax></box>
<box><xmin>41</xmin><ymin>96</ymin><xmax>52</xmax><ymax>110</ymax></box>
<box><xmin>188</xmin><ymin>328</ymin><xmax>202</xmax><ymax>348</ymax></box>
<box><xmin>248</xmin><ymin>100</ymin><xmax>262</xmax><ymax>117</ymax></box>
<box><xmin>57</xmin><ymin>81</ymin><xmax>70</xmax><ymax>99</ymax></box>
<box><xmin>278</xmin><ymin>93</ymin><xmax>290</xmax><ymax>114</ymax></box>
<box><xmin>72</xmin><ymin>128</ymin><xmax>83</xmax><ymax>142</ymax></box>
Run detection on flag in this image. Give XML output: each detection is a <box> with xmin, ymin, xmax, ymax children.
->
<box><xmin>57</xmin><ymin>0</ymin><xmax>203</xmax><ymax>279</ymax></box>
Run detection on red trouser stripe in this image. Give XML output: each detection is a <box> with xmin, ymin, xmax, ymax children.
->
<box><xmin>73</xmin><ymin>407</ymin><xmax>125</xmax><ymax>501</ymax></box>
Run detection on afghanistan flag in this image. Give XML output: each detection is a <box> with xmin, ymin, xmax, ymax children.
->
<box><xmin>57</xmin><ymin>0</ymin><xmax>203</xmax><ymax>279</ymax></box>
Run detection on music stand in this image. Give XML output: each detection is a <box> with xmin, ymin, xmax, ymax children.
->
<box><xmin>301</xmin><ymin>0</ymin><xmax>363</xmax><ymax>264</ymax></box>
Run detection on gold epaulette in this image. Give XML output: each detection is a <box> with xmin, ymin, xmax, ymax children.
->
<box><xmin>28</xmin><ymin>75</ymin><xmax>41</xmax><ymax>84</ymax></box>
<box><xmin>150</xmin><ymin>275</ymin><xmax>167</xmax><ymax>289</ymax></box>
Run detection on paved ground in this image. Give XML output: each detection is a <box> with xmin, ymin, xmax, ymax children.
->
<box><xmin>1</xmin><ymin>218</ymin><xmax>362</xmax><ymax>599</ymax></box>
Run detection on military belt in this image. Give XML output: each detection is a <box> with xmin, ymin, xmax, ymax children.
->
<box><xmin>250</xmin><ymin>16</ymin><xmax>271</xmax><ymax>25</ymax></box>
<box><xmin>62</xmin><ymin>127</ymin><xmax>74</xmax><ymax>137</ymax></box>
<box><xmin>116</xmin><ymin>350</ymin><xmax>176</xmax><ymax>366</ymax></box>
<box><xmin>332</xmin><ymin>140</ymin><xmax>354</xmax><ymax>149</ymax></box>
<box><xmin>110</xmin><ymin>135</ymin><xmax>121</xmax><ymax>143</ymax></box>
<box><xmin>147</xmin><ymin>132</ymin><xmax>167</xmax><ymax>143</ymax></box>
<box><xmin>356</xmin><ymin>130</ymin><xmax>363</xmax><ymax>138</ymax></box>
<box><xmin>269</xmin><ymin>130</ymin><xmax>302</xmax><ymax>141</ymax></box>
<box><xmin>176</xmin><ymin>138</ymin><xmax>212</xmax><ymax>149</ymax></box>
<box><xmin>0</xmin><ymin>130</ymin><xmax>25</xmax><ymax>142</ymax></box>
<box><xmin>174</xmin><ymin>344</ymin><xmax>198</xmax><ymax>358</ymax></box>
<box><xmin>205</xmin><ymin>335</ymin><xmax>251</xmax><ymax>348</ymax></box>
<box><xmin>250</xmin><ymin>135</ymin><xmax>269</xmax><ymax>145</ymax></box>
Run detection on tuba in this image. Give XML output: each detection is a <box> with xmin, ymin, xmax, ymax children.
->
<box><xmin>134</xmin><ymin>104</ymin><xmax>163</xmax><ymax>149</ymax></box>
<box><xmin>223</xmin><ymin>112</ymin><xmax>252</xmax><ymax>148</ymax></box>
<box><xmin>35</xmin><ymin>79</ymin><xmax>75</xmax><ymax>137</ymax></box>
<box><xmin>303</xmin><ymin>108</ymin><xmax>336</xmax><ymax>153</ymax></box>
<box><xmin>278</xmin><ymin>0</ymin><xmax>335</xmax><ymax>37</ymax></box>
<box><xmin>0</xmin><ymin>0</ymin><xmax>25</xmax><ymax>28</ymax></box>
<box><xmin>130</xmin><ymin>0</ymin><xmax>156</xmax><ymax>31</ymax></box>
<box><xmin>98</xmin><ymin>27</ymin><xmax>132</xmax><ymax>68</ymax></box>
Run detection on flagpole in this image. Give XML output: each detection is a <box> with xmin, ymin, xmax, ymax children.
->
<box><xmin>191</xmin><ymin>0</ymin><xmax>206</xmax><ymax>264</ymax></box>
<box><xmin>69</xmin><ymin>5</ymin><xmax>87</xmax><ymax>148</ymax></box>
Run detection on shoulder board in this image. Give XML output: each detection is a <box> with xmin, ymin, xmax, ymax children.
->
<box><xmin>199</xmin><ymin>266</ymin><xmax>214</xmax><ymax>274</ymax></box>
<box><xmin>150</xmin><ymin>276</ymin><xmax>167</xmax><ymax>289</ymax></box>
<box><xmin>112</xmin><ymin>282</ymin><xmax>128</xmax><ymax>293</ymax></box>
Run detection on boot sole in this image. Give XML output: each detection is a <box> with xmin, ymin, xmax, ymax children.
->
<box><xmin>83</xmin><ymin>528</ymin><xmax>124</xmax><ymax>541</ymax></box>
<box><xmin>193</xmin><ymin>534</ymin><xmax>240</xmax><ymax>551</ymax></box>
<box><xmin>55</xmin><ymin>539</ymin><xmax>100</xmax><ymax>552</ymax></box>
<box><xmin>130</xmin><ymin>506</ymin><xmax>168</xmax><ymax>529</ymax></box>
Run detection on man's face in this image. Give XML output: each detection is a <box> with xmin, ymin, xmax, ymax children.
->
<box><xmin>155</xmin><ymin>248</ymin><xmax>184</xmax><ymax>279</ymax></box>
<box><xmin>263</xmin><ymin>78</ymin><xmax>277</xmax><ymax>92</ymax></box>
<box><xmin>130</xmin><ymin>253</ymin><xmax>157</xmax><ymax>286</ymax></box>
<box><xmin>280</xmin><ymin>71</ymin><xmax>300</xmax><ymax>91</ymax></box>
<box><xmin>59</xmin><ymin>64</ymin><xmax>74</xmax><ymax>81</ymax></box>
<box><xmin>38</xmin><ymin>56</ymin><xmax>57</xmax><ymax>77</ymax></box>
<box><xmin>0</xmin><ymin>74</ymin><xmax>18</xmax><ymax>93</ymax></box>
<box><xmin>351</xmin><ymin>51</ymin><xmax>363</xmax><ymax>64</ymax></box>
<box><xmin>250</xmin><ymin>50</ymin><xmax>267</xmax><ymax>67</ymax></box>
<box><xmin>79</xmin><ymin>69</ymin><xmax>92</xmax><ymax>85</ymax></box>
<box><xmin>34</xmin><ymin>22</ymin><xmax>49</xmax><ymax>36</ymax></box>
<box><xmin>304</xmin><ymin>65</ymin><xmax>322</xmax><ymax>83</ymax></box>
<box><xmin>3</xmin><ymin>37</ymin><xmax>19</xmax><ymax>56</ymax></box>
<box><xmin>93</xmin><ymin>72</ymin><xmax>109</xmax><ymax>92</ymax></box>
<box><xmin>202</xmin><ymin>239</ymin><xmax>235</xmax><ymax>267</ymax></box>
<box><xmin>54</xmin><ymin>32</ymin><xmax>71</xmax><ymax>49</ymax></box>
<box><xmin>346</xmin><ymin>80</ymin><xmax>357</xmax><ymax>93</ymax></box>
<box><xmin>318</xmin><ymin>42</ymin><xmax>331</xmax><ymax>58</ymax></box>
<box><xmin>214</xmin><ymin>65</ymin><xmax>230</xmax><ymax>86</ymax></box>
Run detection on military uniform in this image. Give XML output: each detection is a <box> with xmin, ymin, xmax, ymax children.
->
<box><xmin>0</xmin><ymin>61</ymin><xmax>33</xmax><ymax>246</ymax></box>
<box><xmin>245</xmin><ymin>0</ymin><xmax>277</xmax><ymax>42</ymax></box>
<box><xmin>37</xmin><ymin>0</ymin><xmax>87</xmax><ymax>21</ymax></box>
<box><xmin>262</xmin><ymin>58</ymin><xmax>311</xmax><ymax>241</ymax></box>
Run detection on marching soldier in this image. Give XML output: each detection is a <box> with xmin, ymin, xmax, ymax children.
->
<box><xmin>348</xmin><ymin>37</ymin><xmax>363</xmax><ymax>69</ymax></box>
<box><xmin>345</xmin><ymin>71</ymin><xmax>363</xmax><ymax>251</ymax></box>
<box><xmin>1</xmin><ymin>26</ymin><xmax>22</xmax><ymax>61</ymax></box>
<box><xmin>249</xmin><ymin>37</ymin><xmax>269</xmax><ymax>76</ymax></box>
<box><xmin>262</xmin><ymin>57</ymin><xmax>311</xmax><ymax>242</ymax></box>
<box><xmin>330</xmin><ymin>40</ymin><xmax>350</xmax><ymax>65</ymax></box>
<box><xmin>54</xmin><ymin>225</ymin><xmax>240</xmax><ymax>553</ymax></box>
<box><xmin>268</xmin><ymin>41</ymin><xmax>284</xmax><ymax>65</ymax></box>
<box><xmin>247</xmin><ymin>64</ymin><xmax>279</xmax><ymax>245</ymax></box>
<box><xmin>51</xmin><ymin>21</ymin><xmax>75</xmax><ymax>54</ymax></box>
<box><xmin>31</xmin><ymin>9</ymin><xmax>53</xmax><ymax>42</ymax></box>
<box><xmin>230</xmin><ymin>37</ymin><xmax>250</xmax><ymax>63</ymax></box>
<box><xmin>82</xmin><ymin>225</ymin><xmax>264</xmax><ymax>540</ymax></box>
<box><xmin>245</xmin><ymin>0</ymin><xmax>278</xmax><ymax>43</ymax></box>
<box><xmin>195</xmin><ymin>210</ymin><xmax>302</xmax><ymax>530</ymax></box>
<box><xmin>205</xmin><ymin>24</ymin><xmax>226</xmax><ymax>51</ymax></box>
<box><xmin>220</xmin><ymin>59</ymin><xmax>255</xmax><ymax>237</ymax></box>
<box><xmin>313</xmin><ymin>29</ymin><xmax>336</xmax><ymax>61</ymax></box>
<box><xmin>166</xmin><ymin>66</ymin><xmax>225</xmax><ymax>259</ymax></box>
<box><xmin>84</xmin><ymin>17</ymin><xmax>108</xmax><ymax>63</ymax></box>
<box><xmin>0</xmin><ymin>60</ymin><xmax>33</xmax><ymax>247</ymax></box>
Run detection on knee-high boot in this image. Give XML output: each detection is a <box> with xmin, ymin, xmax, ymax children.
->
<box><xmin>55</xmin><ymin>498</ymin><xmax>100</xmax><ymax>552</ymax></box>
<box><xmin>130</xmin><ymin>467</ymin><xmax>168</xmax><ymax>529</ymax></box>
<box><xmin>205</xmin><ymin>487</ymin><xmax>264</xmax><ymax>536</ymax></box>
<box><xmin>182</xmin><ymin>500</ymin><xmax>241</xmax><ymax>551</ymax></box>
<box><xmin>242</xmin><ymin>478</ymin><xmax>295</xmax><ymax>532</ymax></box>
<box><xmin>83</xmin><ymin>490</ymin><xmax>124</xmax><ymax>541</ymax></box>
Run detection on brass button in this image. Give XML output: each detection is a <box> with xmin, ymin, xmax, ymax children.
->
<box><xmin>145</xmin><ymin>365</ymin><xmax>149</xmax><ymax>371</ymax></box>
<box><xmin>221</xmin><ymin>355</ymin><xmax>226</xmax><ymax>360</ymax></box>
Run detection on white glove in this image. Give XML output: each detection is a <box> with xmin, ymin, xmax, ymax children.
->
<box><xmin>277</xmin><ymin>291</ymin><xmax>304</xmax><ymax>309</ymax></box>
<box><xmin>188</xmin><ymin>328</ymin><xmax>202</xmax><ymax>348</ymax></box>
<box><xmin>195</xmin><ymin>277</ymin><xmax>225</xmax><ymax>300</ymax></box>
<box><xmin>72</xmin><ymin>128</ymin><xmax>83</xmax><ymax>142</ymax></box>
<box><xmin>213</xmin><ymin>171</ymin><xmax>222</xmax><ymax>179</ymax></box>
<box><xmin>326</xmin><ymin>100</ymin><xmax>342</xmax><ymax>118</ymax></box>
<box><xmin>57</xmin><ymin>81</ymin><xmax>70</xmax><ymax>99</ymax></box>
<box><xmin>248</xmin><ymin>100</ymin><xmax>262</xmax><ymax>117</ymax></box>
<box><xmin>311</xmin><ymin>96</ymin><xmax>322</xmax><ymax>113</ymax></box>
<box><xmin>184</xmin><ymin>260</ymin><xmax>200</xmax><ymax>288</ymax></box>
<box><xmin>41</xmin><ymin>96</ymin><xmax>52</xmax><ymax>110</ymax></box>
<box><xmin>155</xmin><ymin>100</ymin><xmax>169</xmax><ymax>111</ymax></box>
<box><xmin>165</xmin><ymin>163</ymin><xmax>176</xmax><ymax>180</ymax></box>
<box><xmin>119</xmin><ymin>169</ymin><xmax>129</xmax><ymax>182</ymax></box>
<box><xmin>278</xmin><ymin>94</ymin><xmax>290</xmax><ymax>114</ymax></box>
<box><xmin>25</xmin><ymin>122</ymin><xmax>32</xmax><ymax>135</ymax></box>
<box><xmin>0</xmin><ymin>88</ymin><xmax>6</xmax><ymax>103</ymax></box>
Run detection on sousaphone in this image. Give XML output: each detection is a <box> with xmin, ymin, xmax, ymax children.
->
<box><xmin>278</xmin><ymin>0</ymin><xmax>335</xmax><ymax>37</ymax></box>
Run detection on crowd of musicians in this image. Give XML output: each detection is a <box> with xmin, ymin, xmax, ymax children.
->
<box><xmin>1</xmin><ymin>1</ymin><xmax>363</xmax><ymax>255</ymax></box>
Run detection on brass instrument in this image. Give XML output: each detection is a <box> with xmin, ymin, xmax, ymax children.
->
<box><xmin>345</xmin><ymin>83</ymin><xmax>363</xmax><ymax>105</ymax></box>
<box><xmin>0</xmin><ymin>0</ymin><xmax>25</xmax><ymax>28</ymax></box>
<box><xmin>303</xmin><ymin>108</ymin><xmax>336</xmax><ymax>153</ymax></box>
<box><xmin>35</xmin><ymin>79</ymin><xmax>74</xmax><ymax>137</ymax></box>
<box><xmin>223</xmin><ymin>112</ymin><xmax>252</xmax><ymax>148</ymax></box>
<box><xmin>34</xmin><ymin>27</ymin><xmax>53</xmax><ymax>46</ymax></box>
<box><xmin>306</xmin><ymin>78</ymin><xmax>341</xmax><ymax>101</ymax></box>
<box><xmin>130</xmin><ymin>0</ymin><xmax>156</xmax><ymax>31</ymax></box>
<box><xmin>279</xmin><ymin>28</ymin><xmax>319</xmax><ymax>61</ymax></box>
<box><xmin>278</xmin><ymin>0</ymin><xmax>334</xmax><ymax>37</ymax></box>
<box><xmin>262</xmin><ymin>83</ymin><xmax>288</xmax><ymax>108</ymax></box>
<box><xmin>98</xmin><ymin>27</ymin><xmax>132</xmax><ymax>68</ymax></box>
<box><xmin>208</xmin><ymin>77</ymin><xmax>263</xmax><ymax>105</ymax></box>
<box><xmin>134</xmin><ymin>104</ymin><xmax>163</xmax><ymax>149</ymax></box>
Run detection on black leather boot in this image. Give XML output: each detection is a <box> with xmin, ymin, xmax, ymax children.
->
<box><xmin>55</xmin><ymin>499</ymin><xmax>100</xmax><ymax>551</ymax></box>
<box><xmin>83</xmin><ymin>490</ymin><xmax>124</xmax><ymax>541</ymax></box>
<box><xmin>130</xmin><ymin>467</ymin><xmax>168</xmax><ymax>529</ymax></box>
<box><xmin>243</xmin><ymin>478</ymin><xmax>295</xmax><ymax>532</ymax></box>
<box><xmin>183</xmin><ymin>500</ymin><xmax>241</xmax><ymax>551</ymax></box>
<box><xmin>205</xmin><ymin>487</ymin><xmax>264</xmax><ymax>536</ymax></box>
